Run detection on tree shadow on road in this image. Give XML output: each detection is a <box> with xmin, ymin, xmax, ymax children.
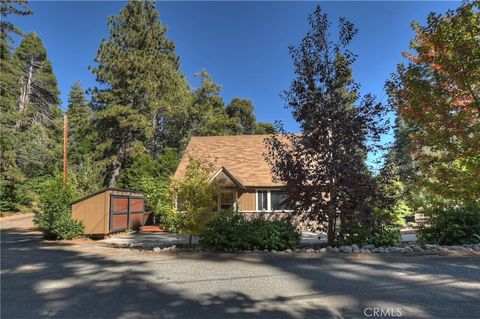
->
<box><xmin>180</xmin><ymin>251</ymin><xmax>480</xmax><ymax>318</ymax></box>
<box><xmin>1</xmin><ymin>227</ymin><xmax>330</xmax><ymax>319</ymax></box>
<box><xmin>2</xmin><ymin>225</ymin><xmax>480</xmax><ymax>319</ymax></box>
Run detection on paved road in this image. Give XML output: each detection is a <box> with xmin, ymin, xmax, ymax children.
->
<box><xmin>1</xmin><ymin>216</ymin><xmax>479</xmax><ymax>319</ymax></box>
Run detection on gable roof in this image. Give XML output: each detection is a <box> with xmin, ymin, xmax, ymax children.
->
<box><xmin>173</xmin><ymin>135</ymin><xmax>284</xmax><ymax>187</ymax></box>
<box><xmin>209</xmin><ymin>166</ymin><xmax>246</xmax><ymax>189</ymax></box>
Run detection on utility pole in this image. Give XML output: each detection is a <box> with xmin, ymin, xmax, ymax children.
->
<box><xmin>63</xmin><ymin>115</ymin><xmax>68</xmax><ymax>186</ymax></box>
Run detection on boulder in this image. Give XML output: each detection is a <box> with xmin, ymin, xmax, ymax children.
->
<box><xmin>340</xmin><ymin>246</ymin><xmax>353</xmax><ymax>253</ymax></box>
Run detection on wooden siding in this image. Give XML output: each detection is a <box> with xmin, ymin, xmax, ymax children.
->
<box><xmin>72</xmin><ymin>191</ymin><xmax>108</xmax><ymax>235</ymax></box>
<box><xmin>237</xmin><ymin>189</ymin><xmax>256</xmax><ymax>211</ymax></box>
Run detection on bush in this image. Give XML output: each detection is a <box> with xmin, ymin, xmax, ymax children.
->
<box><xmin>34</xmin><ymin>176</ymin><xmax>84</xmax><ymax>240</ymax></box>
<box><xmin>417</xmin><ymin>201</ymin><xmax>480</xmax><ymax>245</ymax></box>
<box><xmin>200</xmin><ymin>211</ymin><xmax>301</xmax><ymax>252</ymax></box>
<box><xmin>343</xmin><ymin>209</ymin><xmax>401</xmax><ymax>247</ymax></box>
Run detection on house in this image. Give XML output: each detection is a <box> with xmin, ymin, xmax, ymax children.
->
<box><xmin>173</xmin><ymin>135</ymin><xmax>292</xmax><ymax>218</ymax></box>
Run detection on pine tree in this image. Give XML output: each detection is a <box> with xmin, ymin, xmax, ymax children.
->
<box><xmin>1</xmin><ymin>31</ymin><xmax>61</xmax><ymax>211</ymax></box>
<box><xmin>0</xmin><ymin>0</ymin><xmax>32</xmax><ymax>50</ymax></box>
<box><xmin>264</xmin><ymin>6</ymin><xmax>389</xmax><ymax>245</ymax></box>
<box><xmin>66</xmin><ymin>81</ymin><xmax>93</xmax><ymax>165</ymax></box>
<box><xmin>0</xmin><ymin>1</ymin><xmax>32</xmax><ymax>211</ymax></box>
<box><xmin>225</xmin><ymin>98</ymin><xmax>256</xmax><ymax>134</ymax></box>
<box><xmin>90</xmin><ymin>0</ymin><xmax>189</xmax><ymax>187</ymax></box>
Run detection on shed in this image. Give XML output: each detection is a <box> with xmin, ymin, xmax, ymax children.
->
<box><xmin>71</xmin><ymin>188</ymin><xmax>148</xmax><ymax>236</ymax></box>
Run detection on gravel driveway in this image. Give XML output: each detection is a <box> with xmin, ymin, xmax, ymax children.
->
<box><xmin>1</xmin><ymin>215</ymin><xmax>479</xmax><ymax>319</ymax></box>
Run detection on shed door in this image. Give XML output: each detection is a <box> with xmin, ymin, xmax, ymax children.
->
<box><xmin>110</xmin><ymin>196</ymin><xmax>129</xmax><ymax>231</ymax></box>
<box><xmin>110</xmin><ymin>195</ymin><xmax>145</xmax><ymax>232</ymax></box>
<box><xmin>128</xmin><ymin>197</ymin><xmax>145</xmax><ymax>228</ymax></box>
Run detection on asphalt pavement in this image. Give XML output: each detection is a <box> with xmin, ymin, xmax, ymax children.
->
<box><xmin>1</xmin><ymin>215</ymin><xmax>479</xmax><ymax>319</ymax></box>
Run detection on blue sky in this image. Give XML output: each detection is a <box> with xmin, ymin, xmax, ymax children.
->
<box><xmin>10</xmin><ymin>1</ymin><xmax>459</xmax><ymax>166</ymax></box>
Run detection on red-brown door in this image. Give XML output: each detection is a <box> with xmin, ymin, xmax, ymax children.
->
<box><xmin>110</xmin><ymin>195</ymin><xmax>145</xmax><ymax>232</ymax></box>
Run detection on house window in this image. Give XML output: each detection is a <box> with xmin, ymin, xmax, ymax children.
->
<box><xmin>271</xmin><ymin>190</ymin><xmax>288</xmax><ymax>211</ymax></box>
<box><xmin>257</xmin><ymin>190</ymin><xmax>268</xmax><ymax>211</ymax></box>
<box><xmin>256</xmin><ymin>190</ymin><xmax>290</xmax><ymax>212</ymax></box>
<box><xmin>220</xmin><ymin>191</ymin><xmax>234</xmax><ymax>211</ymax></box>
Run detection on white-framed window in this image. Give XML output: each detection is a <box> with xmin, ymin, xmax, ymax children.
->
<box><xmin>256</xmin><ymin>189</ymin><xmax>291</xmax><ymax>212</ymax></box>
<box><xmin>257</xmin><ymin>190</ymin><xmax>268</xmax><ymax>211</ymax></box>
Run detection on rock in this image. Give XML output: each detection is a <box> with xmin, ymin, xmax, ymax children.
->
<box><xmin>326</xmin><ymin>246</ymin><xmax>334</xmax><ymax>252</ymax></box>
<box><xmin>362</xmin><ymin>244</ymin><xmax>375</xmax><ymax>250</ymax></box>
<box><xmin>473</xmin><ymin>245</ymin><xmax>480</xmax><ymax>251</ymax></box>
<box><xmin>271</xmin><ymin>250</ymin><xmax>278</xmax><ymax>253</ymax></box>
<box><xmin>263</xmin><ymin>249</ymin><xmax>269</xmax><ymax>253</ymax></box>
<box><xmin>305</xmin><ymin>248</ymin><xmax>315</xmax><ymax>253</ymax></box>
<box><xmin>351</xmin><ymin>244</ymin><xmax>359</xmax><ymax>251</ymax></box>
<box><xmin>333</xmin><ymin>247</ymin><xmax>340</xmax><ymax>253</ymax></box>
<box><xmin>412</xmin><ymin>246</ymin><xmax>424</xmax><ymax>253</ymax></box>
<box><xmin>360</xmin><ymin>248</ymin><xmax>366</xmax><ymax>253</ymax></box>
<box><xmin>424</xmin><ymin>244</ymin><xmax>435</xmax><ymax>250</ymax></box>
<box><xmin>340</xmin><ymin>246</ymin><xmax>353</xmax><ymax>253</ymax></box>
<box><xmin>294</xmin><ymin>249</ymin><xmax>302</xmax><ymax>253</ymax></box>
<box><xmin>285</xmin><ymin>249</ymin><xmax>293</xmax><ymax>253</ymax></box>
<box><xmin>319</xmin><ymin>248</ymin><xmax>327</xmax><ymax>253</ymax></box>
<box><xmin>371</xmin><ymin>248</ymin><xmax>379</xmax><ymax>253</ymax></box>
<box><xmin>451</xmin><ymin>245</ymin><xmax>467</xmax><ymax>251</ymax></box>
<box><xmin>153</xmin><ymin>247</ymin><xmax>161</xmax><ymax>252</ymax></box>
<box><xmin>170</xmin><ymin>245</ymin><xmax>176</xmax><ymax>250</ymax></box>
<box><xmin>364</xmin><ymin>249</ymin><xmax>371</xmax><ymax>254</ymax></box>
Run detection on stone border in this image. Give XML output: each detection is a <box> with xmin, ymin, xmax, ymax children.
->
<box><xmin>109</xmin><ymin>242</ymin><xmax>480</xmax><ymax>255</ymax></box>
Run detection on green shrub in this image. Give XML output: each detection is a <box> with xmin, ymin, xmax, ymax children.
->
<box><xmin>200</xmin><ymin>211</ymin><xmax>301</xmax><ymax>252</ymax></box>
<box><xmin>417</xmin><ymin>201</ymin><xmax>480</xmax><ymax>245</ymax></box>
<box><xmin>34</xmin><ymin>176</ymin><xmax>84</xmax><ymax>240</ymax></box>
<box><xmin>343</xmin><ymin>209</ymin><xmax>401</xmax><ymax>247</ymax></box>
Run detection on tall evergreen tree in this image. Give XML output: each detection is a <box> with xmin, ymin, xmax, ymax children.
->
<box><xmin>0</xmin><ymin>1</ymin><xmax>32</xmax><ymax>211</ymax></box>
<box><xmin>264</xmin><ymin>7</ymin><xmax>389</xmax><ymax>245</ymax></box>
<box><xmin>66</xmin><ymin>81</ymin><xmax>93</xmax><ymax>165</ymax></box>
<box><xmin>0</xmin><ymin>0</ymin><xmax>31</xmax><ymax>50</ymax></box>
<box><xmin>1</xmin><ymin>31</ymin><xmax>61</xmax><ymax>210</ymax></box>
<box><xmin>15</xmin><ymin>33</ymin><xmax>61</xmax><ymax>130</ymax></box>
<box><xmin>225</xmin><ymin>98</ymin><xmax>256</xmax><ymax>134</ymax></box>
<box><xmin>90</xmin><ymin>0</ymin><xmax>189</xmax><ymax>187</ymax></box>
<box><xmin>13</xmin><ymin>33</ymin><xmax>62</xmax><ymax>180</ymax></box>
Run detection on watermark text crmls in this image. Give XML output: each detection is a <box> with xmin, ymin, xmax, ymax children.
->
<box><xmin>364</xmin><ymin>307</ymin><xmax>402</xmax><ymax>317</ymax></box>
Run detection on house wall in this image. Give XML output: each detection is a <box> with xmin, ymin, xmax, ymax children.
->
<box><xmin>236</xmin><ymin>187</ymin><xmax>324</xmax><ymax>231</ymax></box>
<box><xmin>237</xmin><ymin>189</ymin><xmax>256</xmax><ymax>211</ymax></box>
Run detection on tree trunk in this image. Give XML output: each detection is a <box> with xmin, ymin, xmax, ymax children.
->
<box><xmin>16</xmin><ymin>57</ymin><xmax>34</xmax><ymax>128</ymax></box>
<box><xmin>108</xmin><ymin>139</ymin><xmax>129</xmax><ymax>187</ymax></box>
<box><xmin>108</xmin><ymin>159</ymin><xmax>122</xmax><ymax>187</ymax></box>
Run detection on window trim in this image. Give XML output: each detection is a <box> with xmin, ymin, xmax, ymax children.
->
<box><xmin>255</xmin><ymin>189</ymin><xmax>293</xmax><ymax>213</ymax></box>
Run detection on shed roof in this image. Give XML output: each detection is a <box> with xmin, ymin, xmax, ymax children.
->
<box><xmin>70</xmin><ymin>188</ymin><xmax>143</xmax><ymax>205</ymax></box>
<box><xmin>173</xmin><ymin>135</ymin><xmax>284</xmax><ymax>187</ymax></box>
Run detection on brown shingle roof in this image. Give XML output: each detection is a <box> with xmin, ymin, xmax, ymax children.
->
<box><xmin>174</xmin><ymin>135</ymin><xmax>284</xmax><ymax>187</ymax></box>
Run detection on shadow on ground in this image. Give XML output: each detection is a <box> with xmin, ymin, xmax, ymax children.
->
<box><xmin>1</xmin><ymin>224</ymin><xmax>479</xmax><ymax>319</ymax></box>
